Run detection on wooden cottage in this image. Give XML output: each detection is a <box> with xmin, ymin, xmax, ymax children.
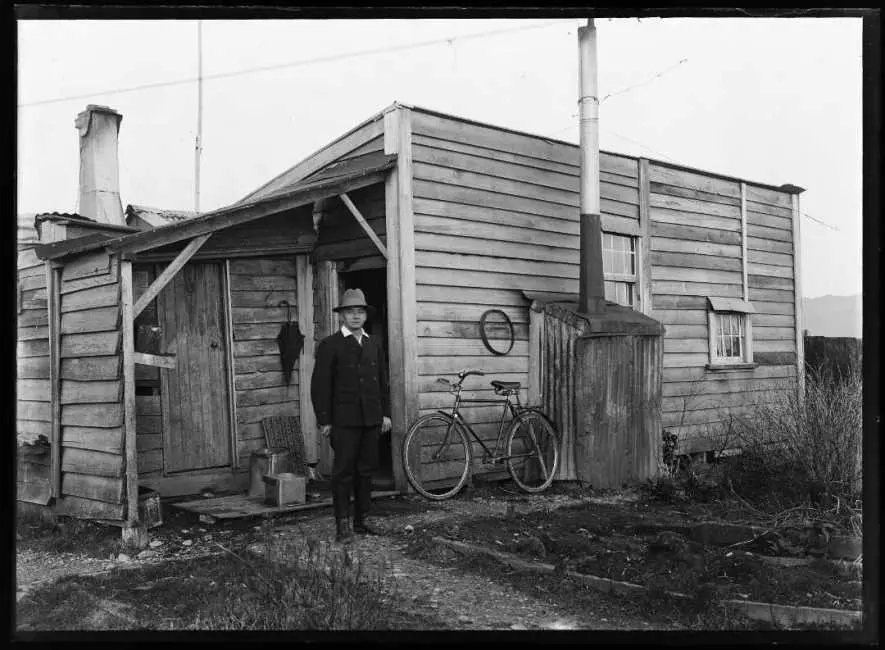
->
<box><xmin>17</xmin><ymin>102</ymin><xmax>804</xmax><ymax>529</ymax></box>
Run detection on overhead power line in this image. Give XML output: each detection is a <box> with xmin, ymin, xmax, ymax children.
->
<box><xmin>600</xmin><ymin>57</ymin><xmax>688</xmax><ymax>103</ymax></box>
<box><xmin>802</xmin><ymin>212</ymin><xmax>839</xmax><ymax>231</ymax></box>
<box><xmin>18</xmin><ymin>20</ymin><xmax>573</xmax><ymax>108</ymax></box>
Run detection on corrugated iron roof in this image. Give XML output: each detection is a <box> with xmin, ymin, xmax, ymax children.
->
<box><xmin>34</xmin><ymin>232</ymin><xmax>119</xmax><ymax>260</ymax></box>
<box><xmin>126</xmin><ymin>204</ymin><xmax>198</xmax><ymax>226</ymax></box>
<box><xmin>34</xmin><ymin>212</ymin><xmax>96</xmax><ymax>223</ymax></box>
<box><xmin>252</xmin><ymin>151</ymin><xmax>394</xmax><ymax>205</ymax></box>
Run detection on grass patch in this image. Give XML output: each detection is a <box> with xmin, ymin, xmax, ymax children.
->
<box><xmin>17</xmin><ymin>520</ymin><xmax>432</xmax><ymax>631</ymax></box>
<box><xmin>16</xmin><ymin>513</ymin><xmax>123</xmax><ymax>560</ymax></box>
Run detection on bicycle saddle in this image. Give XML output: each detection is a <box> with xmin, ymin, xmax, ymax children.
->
<box><xmin>491</xmin><ymin>380</ymin><xmax>521</xmax><ymax>393</ymax></box>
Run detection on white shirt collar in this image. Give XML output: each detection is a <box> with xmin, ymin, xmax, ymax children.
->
<box><xmin>341</xmin><ymin>325</ymin><xmax>369</xmax><ymax>339</ymax></box>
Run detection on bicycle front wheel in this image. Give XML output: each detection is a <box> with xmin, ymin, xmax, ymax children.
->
<box><xmin>402</xmin><ymin>413</ymin><xmax>471</xmax><ymax>500</ymax></box>
<box><xmin>505</xmin><ymin>411</ymin><xmax>560</xmax><ymax>493</ymax></box>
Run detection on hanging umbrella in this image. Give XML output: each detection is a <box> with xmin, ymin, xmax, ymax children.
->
<box><xmin>276</xmin><ymin>300</ymin><xmax>304</xmax><ymax>385</ymax></box>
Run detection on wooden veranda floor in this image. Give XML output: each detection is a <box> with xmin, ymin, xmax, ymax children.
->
<box><xmin>168</xmin><ymin>484</ymin><xmax>400</xmax><ymax>523</ymax></box>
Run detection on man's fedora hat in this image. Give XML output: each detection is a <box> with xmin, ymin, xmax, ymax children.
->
<box><xmin>334</xmin><ymin>288</ymin><xmax>375</xmax><ymax>314</ymax></box>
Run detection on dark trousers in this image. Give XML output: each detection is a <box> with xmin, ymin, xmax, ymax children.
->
<box><xmin>330</xmin><ymin>425</ymin><xmax>380</xmax><ymax>521</ymax></box>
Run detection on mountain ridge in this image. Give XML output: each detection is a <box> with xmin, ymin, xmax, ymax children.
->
<box><xmin>802</xmin><ymin>294</ymin><xmax>862</xmax><ymax>338</ymax></box>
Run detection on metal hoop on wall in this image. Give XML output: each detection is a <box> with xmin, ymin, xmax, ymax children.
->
<box><xmin>479</xmin><ymin>308</ymin><xmax>515</xmax><ymax>356</ymax></box>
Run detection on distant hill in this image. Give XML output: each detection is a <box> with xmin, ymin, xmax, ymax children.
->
<box><xmin>802</xmin><ymin>294</ymin><xmax>862</xmax><ymax>338</ymax></box>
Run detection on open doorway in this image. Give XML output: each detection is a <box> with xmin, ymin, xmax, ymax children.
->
<box><xmin>337</xmin><ymin>266</ymin><xmax>393</xmax><ymax>490</ymax></box>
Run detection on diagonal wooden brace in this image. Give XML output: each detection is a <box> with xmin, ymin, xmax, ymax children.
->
<box><xmin>132</xmin><ymin>233</ymin><xmax>211</xmax><ymax>319</ymax></box>
<box><xmin>339</xmin><ymin>192</ymin><xmax>388</xmax><ymax>259</ymax></box>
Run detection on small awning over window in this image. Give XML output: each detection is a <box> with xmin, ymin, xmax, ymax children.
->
<box><xmin>707</xmin><ymin>297</ymin><xmax>755</xmax><ymax>313</ymax></box>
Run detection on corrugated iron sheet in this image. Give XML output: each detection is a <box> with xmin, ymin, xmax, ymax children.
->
<box><xmin>573</xmin><ymin>334</ymin><xmax>663</xmax><ymax>488</ymax></box>
<box><xmin>537</xmin><ymin>304</ymin><xmax>663</xmax><ymax>488</ymax></box>
<box><xmin>126</xmin><ymin>204</ymin><xmax>198</xmax><ymax>226</ymax></box>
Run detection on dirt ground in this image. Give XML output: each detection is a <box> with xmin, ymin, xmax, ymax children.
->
<box><xmin>17</xmin><ymin>488</ymin><xmax>658</xmax><ymax>631</ymax></box>
<box><xmin>14</xmin><ymin>481</ymin><xmax>864</xmax><ymax>631</ymax></box>
<box><xmin>245</xmin><ymin>490</ymin><xmax>664</xmax><ymax>630</ymax></box>
<box><xmin>416</xmin><ymin>495</ymin><xmax>862</xmax><ymax>612</ymax></box>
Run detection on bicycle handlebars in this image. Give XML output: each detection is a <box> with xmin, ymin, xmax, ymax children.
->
<box><xmin>436</xmin><ymin>369</ymin><xmax>486</xmax><ymax>391</ymax></box>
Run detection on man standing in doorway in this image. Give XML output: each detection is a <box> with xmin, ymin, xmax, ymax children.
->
<box><xmin>311</xmin><ymin>288</ymin><xmax>392</xmax><ymax>543</ymax></box>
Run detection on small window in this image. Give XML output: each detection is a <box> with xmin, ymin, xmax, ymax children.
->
<box><xmin>707</xmin><ymin>298</ymin><xmax>755</xmax><ymax>367</ymax></box>
<box><xmin>602</xmin><ymin>232</ymin><xmax>637</xmax><ymax>308</ymax></box>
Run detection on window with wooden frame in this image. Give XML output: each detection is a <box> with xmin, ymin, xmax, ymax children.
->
<box><xmin>602</xmin><ymin>231</ymin><xmax>638</xmax><ymax>308</ymax></box>
<box><xmin>707</xmin><ymin>297</ymin><xmax>755</xmax><ymax>368</ymax></box>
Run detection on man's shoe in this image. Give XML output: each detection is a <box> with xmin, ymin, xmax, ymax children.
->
<box><xmin>335</xmin><ymin>518</ymin><xmax>353</xmax><ymax>543</ymax></box>
<box><xmin>352</xmin><ymin>519</ymin><xmax>381</xmax><ymax>536</ymax></box>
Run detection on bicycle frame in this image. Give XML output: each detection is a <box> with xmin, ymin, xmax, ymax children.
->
<box><xmin>433</xmin><ymin>379</ymin><xmax>533</xmax><ymax>465</ymax></box>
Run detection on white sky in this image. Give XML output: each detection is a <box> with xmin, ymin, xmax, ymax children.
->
<box><xmin>16</xmin><ymin>18</ymin><xmax>863</xmax><ymax>298</ymax></box>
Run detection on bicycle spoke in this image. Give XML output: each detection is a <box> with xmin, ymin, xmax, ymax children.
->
<box><xmin>505</xmin><ymin>412</ymin><xmax>559</xmax><ymax>493</ymax></box>
<box><xmin>525</xmin><ymin>420</ymin><xmax>549</xmax><ymax>480</ymax></box>
<box><xmin>402</xmin><ymin>414</ymin><xmax>471</xmax><ymax>500</ymax></box>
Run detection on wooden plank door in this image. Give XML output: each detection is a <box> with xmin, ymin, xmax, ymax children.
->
<box><xmin>159</xmin><ymin>262</ymin><xmax>232</xmax><ymax>473</ymax></box>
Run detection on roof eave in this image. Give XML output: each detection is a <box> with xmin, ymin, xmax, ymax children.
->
<box><xmin>107</xmin><ymin>155</ymin><xmax>396</xmax><ymax>257</ymax></box>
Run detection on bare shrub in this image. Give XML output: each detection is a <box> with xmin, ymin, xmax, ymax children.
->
<box><xmin>722</xmin><ymin>366</ymin><xmax>863</xmax><ymax>529</ymax></box>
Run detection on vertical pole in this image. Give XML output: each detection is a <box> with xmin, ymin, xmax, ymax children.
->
<box><xmin>384</xmin><ymin>106</ymin><xmax>418</xmax><ymax>493</ymax></box>
<box><xmin>222</xmin><ymin>259</ymin><xmax>238</xmax><ymax>468</ymax></box>
<box><xmin>46</xmin><ymin>264</ymin><xmax>62</xmax><ymax>499</ymax></box>
<box><xmin>578</xmin><ymin>19</ymin><xmax>605</xmax><ymax>314</ymax></box>
<box><xmin>295</xmin><ymin>255</ymin><xmax>317</xmax><ymax>465</ymax></box>
<box><xmin>791</xmin><ymin>192</ymin><xmax>805</xmax><ymax>401</ymax></box>
<box><xmin>637</xmin><ymin>158</ymin><xmax>652</xmax><ymax>315</ymax></box>
<box><xmin>528</xmin><ymin>302</ymin><xmax>542</xmax><ymax>407</ymax></box>
<box><xmin>740</xmin><ymin>182</ymin><xmax>749</xmax><ymax>301</ymax></box>
<box><xmin>120</xmin><ymin>258</ymin><xmax>144</xmax><ymax>546</ymax></box>
<box><xmin>195</xmin><ymin>19</ymin><xmax>203</xmax><ymax>214</ymax></box>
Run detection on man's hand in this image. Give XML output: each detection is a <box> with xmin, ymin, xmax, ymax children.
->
<box><xmin>382</xmin><ymin>416</ymin><xmax>392</xmax><ymax>434</ymax></box>
<box><xmin>320</xmin><ymin>424</ymin><xmax>332</xmax><ymax>438</ymax></box>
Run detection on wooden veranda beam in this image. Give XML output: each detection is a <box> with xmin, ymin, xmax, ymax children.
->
<box><xmin>46</xmin><ymin>264</ymin><xmax>61</xmax><ymax>499</ymax></box>
<box><xmin>133</xmin><ymin>234</ymin><xmax>210</xmax><ymax>319</ymax></box>
<box><xmin>295</xmin><ymin>255</ymin><xmax>317</xmax><ymax>465</ymax></box>
<box><xmin>110</xmin><ymin>167</ymin><xmax>392</xmax><ymax>256</ymax></box>
<box><xmin>133</xmin><ymin>351</ymin><xmax>176</xmax><ymax>369</ymax></box>
<box><xmin>339</xmin><ymin>192</ymin><xmax>388</xmax><ymax>260</ymax></box>
<box><xmin>120</xmin><ymin>260</ymin><xmax>139</xmax><ymax>527</ymax></box>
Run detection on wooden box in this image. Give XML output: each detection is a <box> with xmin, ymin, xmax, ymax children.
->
<box><xmin>263</xmin><ymin>473</ymin><xmax>307</xmax><ymax>507</ymax></box>
<box><xmin>138</xmin><ymin>486</ymin><xmax>163</xmax><ymax>529</ymax></box>
<box><xmin>248</xmin><ymin>448</ymin><xmax>291</xmax><ymax>497</ymax></box>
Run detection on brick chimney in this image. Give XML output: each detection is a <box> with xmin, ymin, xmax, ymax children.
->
<box><xmin>75</xmin><ymin>104</ymin><xmax>124</xmax><ymax>225</ymax></box>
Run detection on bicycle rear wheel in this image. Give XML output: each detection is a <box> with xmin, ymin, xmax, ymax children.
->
<box><xmin>402</xmin><ymin>413</ymin><xmax>471</xmax><ymax>500</ymax></box>
<box><xmin>505</xmin><ymin>411</ymin><xmax>560</xmax><ymax>493</ymax></box>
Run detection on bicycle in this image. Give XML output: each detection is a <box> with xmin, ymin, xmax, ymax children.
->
<box><xmin>402</xmin><ymin>368</ymin><xmax>560</xmax><ymax>500</ymax></box>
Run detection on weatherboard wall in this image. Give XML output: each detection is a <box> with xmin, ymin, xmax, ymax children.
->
<box><xmin>17</xmin><ymin>245</ymin><xmax>53</xmax><ymax>505</ymax></box>
<box><xmin>408</xmin><ymin>108</ymin><xmax>643</xmax><ymax>482</ymax></box>
<box><xmin>55</xmin><ymin>249</ymin><xmax>127</xmax><ymax>520</ymax></box>
<box><xmin>406</xmin><ymin>107</ymin><xmax>800</xmax><ymax>472</ymax></box>
<box><xmin>646</xmin><ymin>161</ymin><xmax>798</xmax><ymax>453</ymax></box>
<box><xmin>227</xmin><ymin>257</ymin><xmax>301</xmax><ymax>466</ymax></box>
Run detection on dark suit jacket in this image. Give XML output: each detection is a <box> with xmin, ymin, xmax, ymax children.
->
<box><xmin>311</xmin><ymin>330</ymin><xmax>391</xmax><ymax>428</ymax></box>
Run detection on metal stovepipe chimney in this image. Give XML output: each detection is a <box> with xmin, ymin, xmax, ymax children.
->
<box><xmin>578</xmin><ymin>19</ymin><xmax>606</xmax><ymax>314</ymax></box>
